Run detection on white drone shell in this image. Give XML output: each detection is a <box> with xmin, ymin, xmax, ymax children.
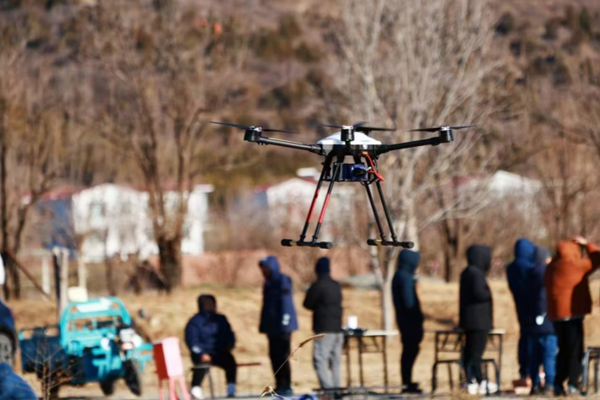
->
<box><xmin>317</xmin><ymin>131</ymin><xmax>382</xmax><ymax>146</ymax></box>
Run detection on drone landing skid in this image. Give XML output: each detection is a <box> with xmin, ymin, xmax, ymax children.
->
<box><xmin>367</xmin><ymin>239</ymin><xmax>414</xmax><ymax>248</ymax></box>
<box><xmin>281</xmin><ymin>239</ymin><xmax>333</xmax><ymax>249</ymax></box>
<box><xmin>281</xmin><ymin>155</ymin><xmax>414</xmax><ymax>250</ymax></box>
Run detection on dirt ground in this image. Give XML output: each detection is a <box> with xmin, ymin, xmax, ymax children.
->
<box><xmin>9</xmin><ymin>278</ymin><xmax>600</xmax><ymax>398</ymax></box>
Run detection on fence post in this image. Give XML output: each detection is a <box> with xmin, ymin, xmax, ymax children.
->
<box><xmin>42</xmin><ymin>257</ymin><xmax>51</xmax><ymax>298</ymax></box>
<box><xmin>77</xmin><ymin>252</ymin><xmax>87</xmax><ymax>290</ymax></box>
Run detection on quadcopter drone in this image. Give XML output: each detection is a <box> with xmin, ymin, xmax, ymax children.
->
<box><xmin>211</xmin><ymin>121</ymin><xmax>476</xmax><ymax>250</ymax></box>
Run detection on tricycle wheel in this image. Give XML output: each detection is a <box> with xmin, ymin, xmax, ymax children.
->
<box><xmin>125</xmin><ymin>359</ymin><xmax>143</xmax><ymax>396</ymax></box>
<box><xmin>100</xmin><ymin>379</ymin><xmax>116</xmax><ymax>396</ymax></box>
<box><xmin>0</xmin><ymin>333</ymin><xmax>14</xmax><ymax>366</ymax></box>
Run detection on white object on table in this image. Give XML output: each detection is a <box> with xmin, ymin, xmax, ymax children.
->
<box><xmin>347</xmin><ymin>316</ymin><xmax>358</xmax><ymax>329</ymax></box>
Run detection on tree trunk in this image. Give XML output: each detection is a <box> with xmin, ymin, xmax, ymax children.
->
<box><xmin>7</xmin><ymin>258</ymin><xmax>20</xmax><ymax>299</ymax></box>
<box><xmin>381</xmin><ymin>275</ymin><xmax>394</xmax><ymax>331</ymax></box>
<box><xmin>105</xmin><ymin>258</ymin><xmax>116</xmax><ymax>296</ymax></box>
<box><xmin>157</xmin><ymin>236</ymin><xmax>181</xmax><ymax>293</ymax></box>
<box><xmin>1</xmin><ymin>252</ymin><xmax>20</xmax><ymax>300</ymax></box>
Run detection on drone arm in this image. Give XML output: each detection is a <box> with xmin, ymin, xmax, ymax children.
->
<box><xmin>252</xmin><ymin>136</ymin><xmax>323</xmax><ymax>154</ymax></box>
<box><xmin>376</xmin><ymin>137</ymin><xmax>441</xmax><ymax>155</ymax></box>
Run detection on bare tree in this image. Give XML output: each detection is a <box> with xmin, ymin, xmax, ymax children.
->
<box><xmin>0</xmin><ymin>50</ymin><xmax>75</xmax><ymax>298</ymax></box>
<box><xmin>333</xmin><ymin>0</ymin><xmax>498</xmax><ymax>329</ymax></box>
<box><xmin>85</xmin><ymin>4</ymin><xmax>239</xmax><ymax>292</ymax></box>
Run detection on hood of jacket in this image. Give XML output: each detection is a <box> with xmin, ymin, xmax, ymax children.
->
<box><xmin>260</xmin><ymin>255</ymin><xmax>281</xmax><ymax>280</ymax></box>
<box><xmin>397</xmin><ymin>249</ymin><xmax>421</xmax><ymax>274</ymax></box>
<box><xmin>508</xmin><ymin>238</ymin><xmax>536</xmax><ymax>279</ymax></box>
<box><xmin>556</xmin><ymin>241</ymin><xmax>584</xmax><ymax>261</ymax></box>
<box><xmin>197</xmin><ymin>294</ymin><xmax>216</xmax><ymax>313</ymax></box>
<box><xmin>315</xmin><ymin>257</ymin><xmax>330</xmax><ymax>276</ymax></box>
<box><xmin>467</xmin><ymin>245</ymin><xmax>492</xmax><ymax>273</ymax></box>
<box><xmin>514</xmin><ymin>238</ymin><xmax>536</xmax><ymax>262</ymax></box>
<box><xmin>535</xmin><ymin>246</ymin><xmax>551</xmax><ymax>265</ymax></box>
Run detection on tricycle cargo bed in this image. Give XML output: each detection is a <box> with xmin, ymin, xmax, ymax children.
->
<box><xmin>19</xmin><ymin>326</ymin><xmax>65</xmax><ymax>375</ymax></box>
<box><xmin>18</xmin><ymin>297</ymin><xmax>153</xmax><ymax>396</ymax></box>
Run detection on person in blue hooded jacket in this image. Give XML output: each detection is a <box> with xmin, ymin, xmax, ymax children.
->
<box><xmin>526</xmin><ymin>246</ymin><xmax>557</xmax><ymax>395</ymax></box>
<box><xmin>185</xmin><ymin>294</ymin><xmax>237</xmax><ymax>399</ymax></box>
<box><xmin>0</xmin><ymin>362</ymin><xmax>37</xmax><ymax>400</ymax></box>
<box><xmin>259</xmin><ymin>256</ymin><xmax>298</xmax><ymax>396</ymax></box>
<box><xmin>506</xmin><ymin>238</ymin><xmax>537</xmax><ymax>382</ymax></box>
<box><xmin>392</xmin><ymin>249</ymin><xmax>424</xmax><ymax>394</ymax></box>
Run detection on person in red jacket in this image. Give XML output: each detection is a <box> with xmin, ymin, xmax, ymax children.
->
<box><xmin>544</xmin><ymin>236</ymin><xmax>600</xmax><ymax>395</ymax></box>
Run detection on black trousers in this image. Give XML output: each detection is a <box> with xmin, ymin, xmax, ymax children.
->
<box><xmin>192</xmin><ymin>352</ymin><xmax>237</xmax><ymax>387</ymax></box>
<box><xmin>268</xmin><ymin>333</ymin><xmax>292</xmax><ymax>390</ymax></box>
<box><xmin>463</xmin><ymin>330</ymin><xmax>489</xmax><ymax>384</ymax></box>
<box><xmin>400</xmin><ymin>325</ymin><xmax>424</xmax><ymax>385</ymax></box>
<box><xmin>554</xmin><ymin>319</ymin><xmax>584</xmax><ymax>388</ymax></box>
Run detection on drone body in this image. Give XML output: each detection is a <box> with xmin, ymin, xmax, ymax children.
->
<box><xmin>212</xmin><ymin>121</ymin><xmax>475</xmax><ymax>250</ymax></box>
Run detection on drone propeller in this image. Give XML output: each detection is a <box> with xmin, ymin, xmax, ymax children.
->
<box><xmin>409</xmin><ymin>125</ymin><xmax>477</xmax><ymax>133</ymax></box>
<box><xmin>315</xmin><ymin>122</ymin><xmax>395</xmax><ymax>132</ymax></box>
<box><xmin>314</xmin><ymin>121</ymin><xmax>366</xmax><ymax>129</ymax></box>
<box><xmin>210</xmin><ymin>121</ymin><xmax>295</xmax><ymax>134</ymax></box>
<box><xmin>355</xmin><ymin>126</ymin><xmax>396</xmax><ymax>132</ymax></box>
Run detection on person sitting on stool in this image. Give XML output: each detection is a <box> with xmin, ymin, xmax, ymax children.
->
<box><xmin>185</xmin><ymin>294</ymin><xmax>237</xmax><ymax>399</ymax></box>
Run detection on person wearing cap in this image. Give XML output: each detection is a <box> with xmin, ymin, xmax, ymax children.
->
<box><xmin>392</xmin><ymin>249</ymin><xmax>424</xmax><ymax>394</ymax></box>
<box><xmin>185</xmin><ymin>294</ymin><xmax>237</xmax><ymax>399</ymax></box>
<box><xmin>303</xmin><ymin>257</ymin><xmax>343</xmax><ymax>390</ymax></box>
<box><xmin>259</xmin><ymin>256</ymin><xmax>298</xmax><ymax>397</ymax></box>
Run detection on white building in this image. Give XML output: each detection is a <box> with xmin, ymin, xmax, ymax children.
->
<box><xmin>37</xmin><ymin>183</ymin><xmax>213</xmax><ymax>262</ymax></box>
<box><xmin>243</xmin><ymin>168</ymin><xmax>358</xmax><ymax>242</ymax></box>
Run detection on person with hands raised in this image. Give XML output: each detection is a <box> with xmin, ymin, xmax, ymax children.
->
<box><xmin>544</xmin><ymin>236</ymin><xmax>600</xmax><ymax>396</ymax></box>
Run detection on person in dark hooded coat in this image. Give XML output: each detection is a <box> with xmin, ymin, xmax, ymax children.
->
<box><xmin>392</xmin><ymin>249</ymin><xmax>424</xmax><ymax>394</ymax></box>
<box><xmin>460</xmin><ymin>245</ymin><xmax>496</xmax><ymax>394</ymax></box>
<box><xmin>185</xmin><ymin>294</ymin><xmax>237</xmax><ymax>399</ymax></box>
<box><xmin>526</xmin><ymin>246</ymin><xmax>556</xmax><ymax>394</ymax></box>
<box><xmin>303</xmin><ymin>257</ymin><xmax>343</xmax><ymax>389</ymax></box>
<box><xmin>506</xmin><ymin>238</ymin><xmax>537</xmax><ymax>382</ymax></box>
<box><xmin>259</xmin><ymin>256</ymin><xmax>298</xmax><ymax>396</ymax></box>
<box><xmin>0</xmin><ymin>362</ymin><xmax>37</xmax><ymax>400</ymax></box>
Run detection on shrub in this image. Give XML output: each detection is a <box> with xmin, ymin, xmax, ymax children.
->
<box><xmin>495</xmin><ymin>12</ymin><xmax>515</xmax><ymax>35</ymax></box>
<box><xmin>527</xmin><ymin>56</ymin><xmax>550</xmax><ymax>77</ymax></box>
<box><xmin>258</xmin><ymin>80</ymin><xmax>310</xmax><ymax>109</ymax></box>
<box><xmin>544</xmin><ymin>17</ymin><xmax>561</xmax><ymax>40</ymax></box>
<box><xmin>278</xmin><ymin>14</ymin><xmax>302</xmax><ymax>40</ymax></box>
<box><xmin>250</xmin><ymin>28</ymin><xmax>294</xmax><ymax>60</ymax></box>
<box><xmin>553</xmin><ymin>60</ymin><xmax>572</xmax><ymax>87</ymax></box>
<box><xmin>294</xmin><ymin>42</ymin><xmax>321</xmax><ymax>63</ymax></box>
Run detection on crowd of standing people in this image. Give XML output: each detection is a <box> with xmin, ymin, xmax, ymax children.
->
<box><xmin>182</xmin><ymin>235</ymin><xmax>600</xmax><ymax>399</ymax></box>
<box><xmin>507</xmin><ymin>236</ymin><xmax>600</xmax><ymax>396</ymax></box>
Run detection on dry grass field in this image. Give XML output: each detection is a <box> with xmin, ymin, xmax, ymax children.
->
<box><xmin>9</xmin><ymin>277</ymin><xmax>600</xmax><ymax>398</ymax></box>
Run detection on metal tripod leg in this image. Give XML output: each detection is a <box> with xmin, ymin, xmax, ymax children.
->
<box><xmin>375</xmin><ymin>181</ymin><xmax>398</xmax><ymax>242</ymax></box>
<box><xmin>298</xmin><ymin>158</ymin><xmax>331</xmax><ymax>242</ymax></box>
<box><xmin>311</xmin><ymin>162</ymin><xmax>341</xmax><ymax>242</ymax></box>
<box><xmin>365</xmin><ymin>181</ymin><xmax>413</xmax><ymax>248</ymax></box>
<box><xmin>364</xmin><ymin>183</ymin><xmax>387</xmax><ymax>240</ymax></box>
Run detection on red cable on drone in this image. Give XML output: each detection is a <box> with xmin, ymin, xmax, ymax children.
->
<box><xmin>363</xmin><ymin>152</ymin><xmax>384</xmax><ymax>182</ymax></box>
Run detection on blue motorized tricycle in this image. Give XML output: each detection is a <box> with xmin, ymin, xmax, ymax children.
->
<box><xmin>19</xmin><ymin>297</ymin><xmax>153</xmax><ymax>398</ymax></box>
